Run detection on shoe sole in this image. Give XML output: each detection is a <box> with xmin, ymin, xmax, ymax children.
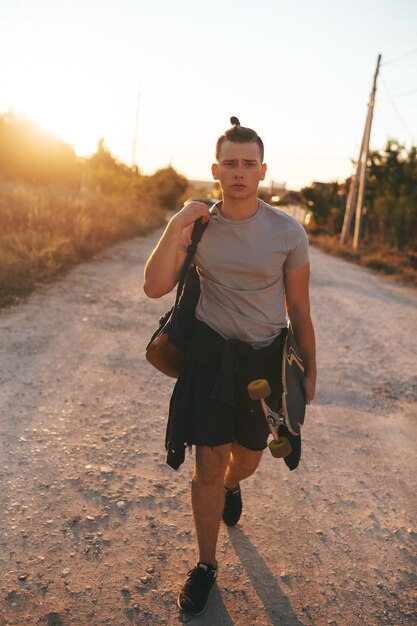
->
<box><xmin>177</xmin><ymin>596</ymin><xmax>207</xmax><ymax>616</ymax></box>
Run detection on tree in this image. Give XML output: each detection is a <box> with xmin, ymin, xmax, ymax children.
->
<box><xmin>300</xmin><ymin>181</ymin><xmax>345</xmax><ymax>232</ymax></box>
<box><xmin>135</xmin><ymin>166</ymin><xmax>188</xmax><ymax>211</ymax></box>
<box><xmin>366</xmin><ymin>141</ymin><xmax>417</xmax><ymax>250</ymax></box>
<box><xmin>86</xmin><ymin>139</ymin><xmax>139</xmax><ymax>194</ymax></box>
<box><xmin>0</xmin><ymin>112</ymin><xmax>79</xmax><ymax>187</ymax></box>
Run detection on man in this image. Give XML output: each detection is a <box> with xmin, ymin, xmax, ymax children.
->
<box><xmin>143</xmin><ymin>117</ymin><xmax>316</xmax><ymax>616</ymax></box>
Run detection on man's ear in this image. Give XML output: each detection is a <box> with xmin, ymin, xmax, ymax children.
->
<box><xmin>211</xmin><ymin>163</ymin><xmax>219</xmax><ymax>180</ymax></box>
<box><xmin>260</xmin><ymin>163</ymin><xmax>267</xmax><ymax>181</ymax></box>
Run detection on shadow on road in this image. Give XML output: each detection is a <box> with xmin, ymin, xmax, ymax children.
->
<box><xmin>173</xmin><ymin>584</ymin><xmax>235</xmax><ymax>625</ymax></box>
<box><xmin>229</xmin><ymin>526</ymin><xmax>304</xmax><ymax>626</ymax></box>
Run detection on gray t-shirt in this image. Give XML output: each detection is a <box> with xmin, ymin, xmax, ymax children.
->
<box><xmin>180</xmin><ymin>199</ymin><xmax>309</xmax><ymax>347</ymax></box>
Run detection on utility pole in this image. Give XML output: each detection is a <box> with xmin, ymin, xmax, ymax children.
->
<box><xmin>131</xmin><ymin>90</ymin><xmax>140</xmax><ymax>169</ymax></box>
<box><xmin>352</xmin><ymin>54</ymin><xmax>381</xmax><ymax>252</ymax></box>
<box><xmin>340</xmin><ymin>55</ymin><xmax>381</xmax><ymax>247</ymax></box>
<box><xmin>340</xmin><ymin>142</ymin><xmax>363</xmax><ymax>244</ymax></box>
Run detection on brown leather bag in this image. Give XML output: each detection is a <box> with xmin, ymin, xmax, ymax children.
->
<box><xmin>145</xmin><ymin>218</ymin><xmax>208</xmax><ymax>378</ymax></box>
<box><xmin>146</xmin><ymin>331</ymin><xmax>185</xmax><ymax>378</ymax></box>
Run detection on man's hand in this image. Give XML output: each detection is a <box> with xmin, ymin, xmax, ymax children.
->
<box><xmin>170</xmin><ymin>201</ymin><xmax>211</xmax><ymax>230</ymax></box>
<box><xmin>303</xmin><ymin>372</ymin><xmax>316</xmax><ymax>405</ymax></box>
<box><xmin>143</xmin><ymin>201</ymin><xmax>211</xmax><ymax>298</ymax></box>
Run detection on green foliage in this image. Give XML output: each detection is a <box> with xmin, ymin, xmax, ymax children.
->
<box><xmin>300</xmin><ymin>181</ymin><xmax>345</xmax><ymax>231</ymax></box>
<box><xmin>366</xmin><ymin>141</ymin><xmax>417</xmax><ymax>250</ymax></box>
<box><xmin>301</xmin><ymin>140</ymin><xmax>417</xmax><ymax>251</ymax></box>
<box><xmin>135</xmin><ymin>166</ymin><xmax>188</xmax><ymax>211</ymax></box>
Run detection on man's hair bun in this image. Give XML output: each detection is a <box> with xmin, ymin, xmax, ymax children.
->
<box><xmin>216</xmin><ymin>117</ymin><xmax>264</xmax><ymax>161</ymax></box>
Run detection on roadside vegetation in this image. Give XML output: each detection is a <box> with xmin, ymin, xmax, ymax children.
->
<box><xmin>1</xmin><ymin>112</ymin><xmax>415</xmax><ymax>307</ymax></box>
<box><xmin>0</xmin><ymin>113</ymin><xmax>188</xmax><ymax>307</ymax></box>
<box><xmin>299</xmin><ymin>141</ymin><xmax>417</xmax><ymax>284</ymax></box>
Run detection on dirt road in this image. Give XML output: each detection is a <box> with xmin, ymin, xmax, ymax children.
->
<box><xmin>0</xmin><ymin>229</ymin><xmax>416</xmax><ymax>626</ymax></box>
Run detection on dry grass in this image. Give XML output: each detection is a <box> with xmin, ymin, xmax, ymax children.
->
<box><xmin>0</xmin><ymin>181</ymin><xmax>166</xmax><ymax>307</ymax></box>
<box><xmin>308</xmin><ymin>232</ymin><xmax>417</xmax><ymax>286</ymax></box>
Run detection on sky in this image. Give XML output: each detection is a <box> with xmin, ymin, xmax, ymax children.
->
<box><xmin>1</xmin><ymin>0</ymin><xmax>417</xmax><ymax>190</ymax></box>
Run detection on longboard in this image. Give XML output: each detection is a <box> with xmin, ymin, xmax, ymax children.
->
<box><xmin>247</xmin><ymin>327</ymin><xmax>306</xmax><ymax>458</ymax></box>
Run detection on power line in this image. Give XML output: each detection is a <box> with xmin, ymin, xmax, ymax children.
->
<box><xmin>389</xmin><ymin>86</ymin><xmax>417</xmax><ymax>99</ymax></box>
<box><xmin>382</xmin><ymin>47</ymin><xmax>417</xmax><ymax>67</ymax></box>
<box><xmin>373</xmin><ymin>108</ymin><xmax>396</xmax><ymax>137</ymax></box>
<box><xmin>379</xmin><ymin>77</ymin><xmax>416</xmax><ymax>143</ymax></box>
<box><xmin>379</xmin><ymin>86</ymin><xmax>417</xmax><ymax>102</ymax></box>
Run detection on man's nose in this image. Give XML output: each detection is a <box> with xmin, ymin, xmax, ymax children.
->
<box><xmin>234</xmin><ymin>165</ymin><xmax>244</xmax><ymax>177</ymax></box>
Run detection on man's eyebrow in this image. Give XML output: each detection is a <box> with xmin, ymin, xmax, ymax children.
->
<box><xmin>221</xmin><ymin>158</ymin><xmax>258</xmax><ymax>163</ymax></box>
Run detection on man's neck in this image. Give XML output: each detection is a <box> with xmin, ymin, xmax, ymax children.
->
<box><xmin>219</xmin><ymin>197</ymin><xmax>260</xmax><ymax>221</ymax></box>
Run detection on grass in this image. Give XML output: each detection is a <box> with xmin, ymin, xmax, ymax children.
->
<box><xmin>308</xmin><ymin>231</ymin><xmax>417</xmax><ymax>286</ymax></box>
<box><xmin>0</xmin><ymin>181</ymin><xmax>167</xmax><ymax>307</ymax></box>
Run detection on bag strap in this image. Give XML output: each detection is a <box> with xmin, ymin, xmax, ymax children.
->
<box><xmin>173</xmin><ymin>217</ymin><xmax>208</xmax><ymax>309</ymax></box>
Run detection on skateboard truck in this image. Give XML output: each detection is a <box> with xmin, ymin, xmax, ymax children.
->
<box><xmin>248</xmin><ymin>379</ymin><xmax>292</xmax><ymax>459</ymax></box>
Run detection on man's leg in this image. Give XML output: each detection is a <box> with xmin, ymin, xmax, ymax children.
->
<box><xmin>191</xmin><ymin>443</ymin><xmax>232</xmax><ymax>565</ymax></box>
<box><xmin>221</xmin><ymin>442</ymin><xmax>263</xmax><ymax>527</ymax></box>
<box><xmin>178</xmin><ymin>444</ymin><xmax>231</xmax><ymax>615</ymax></box>
<box><xmin>224</xmin><ymin>441</ymin><xmax>263</xmax><ymax>489</ymax></box>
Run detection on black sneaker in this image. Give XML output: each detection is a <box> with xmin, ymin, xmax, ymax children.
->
<box><xmin>222</xmin><ymin>484</ymin><xmax>242</xmax><ymax>527</ymax></box>
<box><xmin>177</xmin><ymin>562</ymin><xmax>218</xmax><ymax>615</ymax></box>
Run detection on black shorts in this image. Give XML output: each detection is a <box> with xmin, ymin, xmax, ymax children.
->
<box><xmin>166</xmin><ymin>320</ymin><xmax>287</xmax><ymax>468</ymax></box>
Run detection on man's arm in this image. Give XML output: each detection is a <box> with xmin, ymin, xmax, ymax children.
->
<box><xmin>143</xmin><ymin>201</ymin><xmax>210</xmax><ymax>298</ymax></box>
<box><xmin>284</xmin><ymin>263</ymin><xmax>316</xmax><ymax>404</ymax></box>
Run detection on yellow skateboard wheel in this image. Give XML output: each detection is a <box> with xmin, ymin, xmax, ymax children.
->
<box><xmin>269</xmin><ymin>437</ymin><xmax>292</xmax><ymax>458</ymax></box>
<box><xmin>247</xmin><ymin>379</ymin><xmax>271</xmax><ymax>400</ymax></box>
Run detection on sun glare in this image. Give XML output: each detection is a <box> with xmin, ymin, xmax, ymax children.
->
<box><xmin>18</xmin><ymin>75</ymin><xmax>103</xmax><ymax>158</ymax></box>
<box><xmin>3</xmin><ymin>29</ymin><xmax>114</xmax><ymax>159</ymax></box>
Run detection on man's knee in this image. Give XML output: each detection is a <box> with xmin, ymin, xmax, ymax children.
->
<box><xmin>231</xmin><ymin>443</ymin><xmax>263</xmax><ymax>475</ymax></box>
<box><xmin>194</xmin><ymin>444</ymin><xmax>231</xmax><ymax>486</ymax></box>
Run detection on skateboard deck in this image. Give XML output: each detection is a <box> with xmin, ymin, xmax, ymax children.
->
<box><xmin>281</xmin><ymin>327</ymin><xmax>306</xmax><ymax>435</ymax></box>
<box><xmin>248</xmin><ymin>327</ymin><xmax>306</xmax><ymax>458</ymax></box>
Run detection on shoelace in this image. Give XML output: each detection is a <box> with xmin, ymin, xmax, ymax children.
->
<box><xmin>183</xmin><ymin>565</ymin><xmax>217</xmax><ymax>592</ymax></box>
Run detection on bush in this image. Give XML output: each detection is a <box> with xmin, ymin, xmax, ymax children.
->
<box><xmin>135</xmin><ymin>166</ymin><xmax>188</xmax><ymax>211</ymax></box>
<box><xmin>364</xmin><ymin>256</ymin><xmax>398</xmax><ymax>274</ymax></box>
<box><xmin>0</xmin><ymin>118</ymin><xmax>189</xmax><ymax>307</ymax></box>
<box><xmin>0</xmin><ymin>181</ymin><xmax>166</xmax><ymax>306</ymax></box>
<box><xmin>0</xmin><ymin>112</ymin><xmax>80</xmax><ymax>187</ymax></box>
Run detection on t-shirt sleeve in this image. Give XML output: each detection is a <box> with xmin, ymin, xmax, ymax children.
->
<box><xmin>284</xmin><ymin>224</ymin><xmax>310</xmax><ymax>269</ymax></box>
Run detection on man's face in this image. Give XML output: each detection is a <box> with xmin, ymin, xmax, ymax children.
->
<box><xmin>212</xmin><ymin>140</ymin><xmax>267</xmax><ymax>201</ymax></box>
